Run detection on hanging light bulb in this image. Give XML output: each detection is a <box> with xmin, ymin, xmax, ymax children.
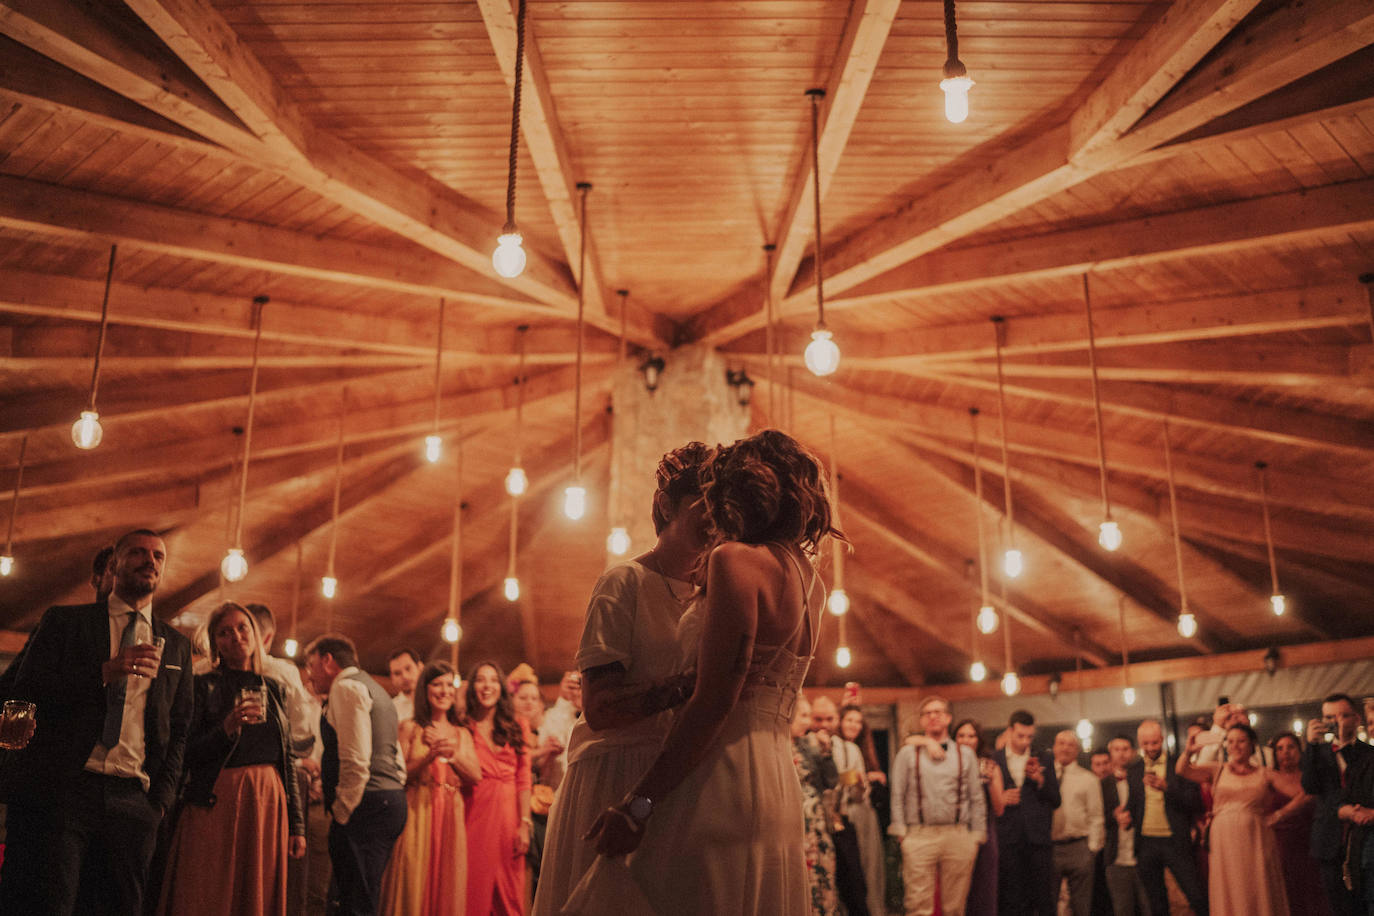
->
<box><xmin>71</xmin><ymin>410</ymin><xmax>104</xmax><ymax>450</ymax></box>
<box><xmin>1001</xmin><ymin>670</ymin><xmax>1021</xmax><ymax>696</ymax></box>
<box><xmin>563</xmin><ymin>485</ymin><xmax>587</xmax><ymax>520</ymax></box>
<box><xmin>321</xmin><ymin>575</ymin><xmax>337</xmax><ymax>599</ymax></box>
<box><xmin>804</xmin><ymin>328</ymin><xmax>840</xmax><ymax>377</ymax></box>
<box><xmin>606</xmin><ymin>526</ymin><xmax>631</xmax><ymax>556</ymax></box>
<box><xmin>1076</xmin><ymin>717</ymin><xmax>1094</xmax><ymax>741</ymax></box>
<box><xmin>1248</xmin><ymin>712</ymin><xmax>1258</xmax><ymax>727</ymax></box>
<box><xmin>1</xmin><ymin>435</ymin><xmax>24</xmax><ymax>579</ymax></box>
<box><xmin>505</xmin><ymin>467</ymin><xmax>528</xmax><ymax>496</ymax></box>
<box><xmin>1003</xmin><ymin>548</ymin><xmax>1023</xmax><ymax>579</ymax></box>
<box><xmin>976</xmin><ymin>604</ymin><xmax>999</xmax><ymax>635</ymax></box>
<box><xmin>1292</xmin><ymin>718</ymin><xmax>1303</xmax><ymax>735</ymax></box>
<box><xmin>835</xmin><ymin>645</ymin><xmax>852</xmax><ymax>668</ymax></box>
<box><xmin>0</xmin><ymin>555</ymin><xmax>12</xmax><ymax>577</ymax></box>
<box><xmin>221</xmin><ymin>547</ymin><xmax>248</xmax><ymax>582</ymax></box>
<box><xmin>1123</xmin><ymin>686</ymin><xmax>1137</xmax><ymax>706</ymax></box>
<box><xmin>969</xmin><ymin>660</ymin><xmax>987</xmax><ymax>682</ymax></box>
<box><xmin>1270</xmin><ymin>594</ymin><xmax>1286</xmax><ymax>616</ymax></box>
<box><xmin>1256</xmin><ymin>462</ymin><xmax>1287</xmax><ymax>619</ymax></box>
<box><xmin>504</xmin><ymin>576</ymin><xmax>520</xmax><ymax>602</ymax></box>
<box><xmin>442</xmin><ymin>617</ymin><xmax>462</xmax><ymax>644</ymax></box>
<box><xmin>283</xmin><ymin>637</ymin><xmax>298</xmax><ymax>658</ymax></box>
<box><xmin>827</xmin><ymin>588</ymin><xmax>850</xmax><ymax>617</ymax></box>
<box><xmin>939</xmin><ymin>0</ymin><xmax>975</xmax><ymax>123</ymax></box>
<box><xmin>1177</xmin><ymin>612</ymin><xmax>1198</xmax><ymax>638</ymax></box>
<box><xmin>424</xmin><ymin>434</ymin><xmax>442</xmax><ymax>464</ymax></box>
<box><xmin>1098</xmin><ymin>520</ymin><xmax>1122</xmax><ymax>552</ymax></box>
<box><xmin>491</xmin><ymin>232</ymin><xmax>526</xmax><ymax>279</ymax></box>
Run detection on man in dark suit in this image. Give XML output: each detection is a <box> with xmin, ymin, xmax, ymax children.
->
<box><xmin>1100</xmin><ymin>735</ymin><xmax>1149</xmax><ymax>916</ymax></box>
<box><xmin>0</xmin><ymin>529</ymin><xmax>193</xmax><ymax>916</ymax></box>
<box><xmin>1133</xmin><ymin>718</ymin><xmax>1207</xmax><ymax>916</ymax></box>
<box><xmin>993</xmin><ymin>709</ymin><xmax>1061</xmax><ymax>916</ymax></box>
<box><xmin>1303</xmin><ymin>692</ymin><xmax>1374</xmax><ymax>916</ymax></box>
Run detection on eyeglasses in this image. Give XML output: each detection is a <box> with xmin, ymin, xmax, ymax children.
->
<box><xmin>920</xmin><ymin>707</ymin><xmax>950</xmax><ymax>717</ymax></box>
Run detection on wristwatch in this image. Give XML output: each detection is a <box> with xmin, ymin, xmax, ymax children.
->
<box><xmin>626</xmin><ymin>794</ymin><xmax>654</xmax><ymax>824</ymax></box>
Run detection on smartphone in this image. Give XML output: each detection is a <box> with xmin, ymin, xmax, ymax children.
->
<box><xmin>1217</xmin><ymin>696</ymin><xmax>1230</xmax><ymax>706</ymax></box>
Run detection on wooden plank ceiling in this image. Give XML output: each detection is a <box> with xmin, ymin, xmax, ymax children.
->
<box><xmin>0</xmin><ymin>0</ymin><xmax>1370</xmax><ymax>688</ymax></box>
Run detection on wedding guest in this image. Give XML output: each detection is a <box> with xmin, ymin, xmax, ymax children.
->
<box><xmin>1337</xmin><ymin>749</ymin><xmax>1374</xmax><ymax>915</ymax></box>
<box><xmin>388</xmin><ymin>649</ymin><xmax>423</xmax><ymax>724</ymax></box>
<box><xmin>464</xmin><ymin>661</ymin><xmax>532</xmax><ymax>916</ymax></box>
<box><xmin>1134</xmin><ymin>718</ymin><xmax>1208</xmax><ymax>916</ymax></box>
<box><xmin>813</xmin><ymin>695</ymin><xmax>869</xmax><ymax>915</ymax></box>
<box><xmin>794</xmin><ymin>696</ymin><xmax>841</xmax><ymax>915</ymax></box>
<box><xmin>157</xmin><ymin>602</ymin><xmax>305</xmax><ymax>916</ymax></box>
<box><xmin>993</xmin><ymin>710</ymin><xmax>1060</xmax><ymax>916</ymax></box>
<box><xmin>1100</xmin><ymin>736</ymin><xmax>1148</xmax><ymax>916</ymax></box>
<box><xmin>1268</xmin><ymin>732</ymin><xmax>1327</xmax><ymax>916</ymax></box>
<box><xmin>1051</xmin><ymin>730</ymin><xmax>1104</xmax><ymax>916</ymax></box>
<box><xmin>1304</xmin><ymin>693</ymin><xmax>1374</xmax><ymax>916</ymax></box>
<box><xmin>955</xmin><ymin>718</ymin><xmax>1004</xmax><ymax>916</ymax></box>
<box><xmin>841</xmin><ymin>703</ymin><xmax>887</xmax><ymax>916</ymax></box>
<box><xmin>1179</xmin><ymin>723</ymin><xmax>1291</xmax><ymax>915</ymax></box>
<box><xmin>1089</xmin><ymin>749</ymin><xmax>1111</xmax><ymax>780</ymax></box>
<box><xmin>537</xmin><ymin>671</ymin><xmax>581</xmax><ymax>791</ymax></box>
<box><xmin>381</xmin><ymin>661</ymin><xmax>480</xmax><ymax>916</ymax></box>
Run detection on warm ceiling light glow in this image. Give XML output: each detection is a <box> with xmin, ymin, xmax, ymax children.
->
<box><xmin>1248</xmin><ymin>712</ymin><xmax>1259</xmax><ymax>727</ymax></box>
<box><xmin>969</xmin><ymin>660</ymin><xmax>987</xmax><ymax>682</ymax></box>
<box><xmin>1098</xmin><ymin>520</ymin><xmax>1122</xmax><ymax>552</ymax></box>
<box><xmin>1003</xmin><ymin>548</ymin><xmax>1023</xmax><ymax>579</ymax></box>
<box><xmin>0</xmin><ymin>555</ymin><xmax>12</xmax><ymax>577</ymax></box>
<box><xmin>221</xmin><ymin>547</ymin><xmax>247</xmax><ymax>582</ymax></box>
<box><xmin>563</xmin><ymin>485</ymin><xmax>587</xmax><ymax>521</ymax></box>
<box><xmin>424</xmin><ymin>434</ymin><xmax>442</xmax><ymax>464</ymax></box>
<box><xmin>606</xmin><ymin>526</ymin><xmax>631</xmax><ymax>556</ymax></box>
<box><xmin>1123</xmin><ymin>686</ymin><xmax>1137</xmax><ymax>706</ymax></box>
<box><xmin>835</xmin><ymin>646</ymin><xmax>852</xmax><ymax>668</ymax></box>
<box><xmin>1292</xmin><ymin>718</ymin><xmax>1303</xmax><ymax>735</ymax></box>
<box><xmin>504</xmin><ymin>577</ymin><xmax>520</xmax><ymax>602</ymax></box>
<box><xmin>1076</xmin><ymin>718</ymin><xmax>1094</xmax><ymax>741</ymax></box>
<box><xmin>827</xmin><ymin>588</ymin><xmax>850</xmax><ymax>617</ymax></box>
<box><xmin>1177</xmin><ymin>612</ymin><xmax>1198</xmax><ymax>639</ymax></box>
<box><xmin>976</xmin><ymin>604</ymin><xmax>999</xmax><ymax>635</ymax></box>
<box><xmin>283</xmin><ymin>637</ymin><xmax>298</xmax><ymax>658</ymax></box>
<box><xmin>71</xmin><ymin>410</ymin><xmax>103</xmax><ymax>450</ymax></box>
<box><xmin>940</xmin><ymin>74</ymin><xmax>974</xmax><ymax>123</ymax></box>
<box><xmin>442</xmin><ymin>617</ymin><xmax>461</xmax><ymax>644</ymax></box>
<box><xmin>1271</xmin><ymin>594</ymin><xmax>1286</xmax><ymax>616</ymax></box>
<box><xmin>492</xmin><ymin>232</ymin><xmax>527</xmax><ymax>279</ymax></box>
<box><xmin>505</xmin><ymin>467</ymin><xmax>528</xmax><ymax>496</ymax></box>
<box><xmin>321</xmin><ymin>576</ymin><xmax>337</xmax><ymax>599</ymax></box>
<box><xmin>804</xmin><ymin>328</ymin><xmax>840</xmax><ymax>377</ymax></box>
<box><xmin>1001</xmin><ymin>671</ymin><xmax>1020</xmax><ymax>696</ymax></box>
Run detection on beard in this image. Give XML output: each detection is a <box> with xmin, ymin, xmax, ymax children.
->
<box><xmin>118</xmin><ymin>568</ymin><xmax>158</xmax><ymax>599</ymax></box>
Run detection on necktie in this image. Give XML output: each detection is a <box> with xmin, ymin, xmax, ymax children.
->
<box><xmin>101</xmin><ymin>612</ymin><xmax>138</xmax><ymax>747</ymax></box>
<box><xmin>1052</xmin><ymin>765</ymin><xmax>1067</xmax><ymax>836</ymax></box>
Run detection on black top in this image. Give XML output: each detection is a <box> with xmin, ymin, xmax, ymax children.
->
<box><xmin>219</xmin><ymin>669</ymin><xmax>283</xmax><ymax>770</ymax></box>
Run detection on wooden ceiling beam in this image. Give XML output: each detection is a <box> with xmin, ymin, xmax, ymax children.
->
<box><xmin>687</xmin><ymin>0</ymin><xmax>1265</xmax><ymax>342</ymax></box>
<box><xmin>837</xmin><ymin>587</ymin><xmax>923</xmax><ymax>687</ymax></box>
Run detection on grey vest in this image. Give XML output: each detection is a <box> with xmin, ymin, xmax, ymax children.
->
<box><xmin>320</xmin><ymin>668</ymin><xmax>405</xmax><ymax>809</ymax></box>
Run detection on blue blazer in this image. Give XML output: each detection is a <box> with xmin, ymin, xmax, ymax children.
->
<box><xmin>993</xmin><ymin>747</ymin><xmax>1061</xmax><ymax>846</ymax></box>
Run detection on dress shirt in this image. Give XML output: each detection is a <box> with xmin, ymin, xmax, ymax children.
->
<box><xmin>1196</xmin><ymin>724</ymin><xmax>1271</xmax><ymax>767</ymax></box>
<box><xmin>263</xmin><ymin>653</ymin><xmax>317</xmax><ymax>758</ymax></box>
<box><xmin>83</xmin><ymin>594</ymin><xmax>154</xmax><ymax>790</ymax></box>
<box><xmin>539</xmin><ymin>696</ymin><xmax>578</xmax><ymax>777</ymax></box>
<box><xmin>1006</xmin><ymin>747</ymin><xmax>1029</xmax><ymax>787</ymax></box>
<box><xmin>1113</xmin><ymin>777</ymin><xmax>1137</xmax><ymax>867</ymax></box>
<box><xmin>1140</xmin><ymin>755</ymin><xmax>1170</xmax><ymax>838</ymax></box>
<box><xmin>391</xmin><ymin>691</ymin><xmax>414</xmax><ymax>724</ymax></box>
<box><xmin>1052</xmin><ymin>761</ymin><xmax>1104</xmax><ymax>852</ymax></box>
<box><xmin>326</xmin><ymin>666</ymin><xmax>405</xmax><ymax>825</ymax></box>
<box><xmin>890</xmin><ymin>738</ymin><xmax>987</xmax><ymax>839</ymax></box>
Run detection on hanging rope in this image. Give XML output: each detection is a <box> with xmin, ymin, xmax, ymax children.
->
<box><xmin>764</xmin><ymin>243</ymin><xmax>777</xmax><ymax>420</ymax></box>
<box><xmin>1257</xmin><ymin>462</ymin><xmax>1281</xmax><ymax>595</ymax></box>
<box><xmin>515</xmin><ymin>325</ymin><xmax>528</xmax><ymax>467</ymax></box>
<box><xmin>1163</xmin><ymin>421</ymin><xmax>1190</xmax><ymax>614</ymax></box>
<box><xmin>432</xmin><ymin>298</ymin><xmax>446</xmax><ymax>434</ymax></box>
<box><xmin>807</xmin><ymin>89</ymin><xmax>827</xmax><ymax>329</ymax></box>
<box><xmin>3</xmin><ymin>434</ymin><xmax>28</xmax><ymax>557</ymax></box>
<box><xmin>1083</xmin><ymin>274</ymin><xmax>1112</xmax><ymax>522</ymax></box>
<box><xmin>326</xmin><ymin>388</ymin><xmax>346</xmax><ymax>580</ymax></box>
<box><xmin>502</xmin><ymin>0</ymin><xmax>527</xmax><ymax>234</ymax></box>
<box><xmin>969</xmin><ymin>407</ymin><xmax>989</xmax><ymax>608</ymax></box>
<box><xmin>991</xmin><ymin>317</ymin><xmax>1016</xmax><ymax>549</ymax></box>
<box><xmin>573</xmin><ymin>182</ymin><xmax>591</xmax><ymax>482</ymax></box>
<box><xmin>87</xmin><ymin>245</ymin><xmax>118</xmax><ymax>412</ymax></box>
<box><xmin>233</xmin><ymin>296</ymin><xmax>268</xmax><ymax>550</ymax></box>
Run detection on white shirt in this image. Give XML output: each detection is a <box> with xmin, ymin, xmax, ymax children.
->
<box><xmin>1052</xmin><ymin>761</ymin><xmax>1104</xmax><ymax>852</ymax></box>
<box><xmin>84</xmin><ymin>595</ymin><xmax>154</xmax><ymax>790</ymax></box>
<box><xmin>263</xmin><ymin>654</ymin><xmax>316</xmax><ymax>759</ymax></box>
<box><xmin>538</xmin><ymin>696</ymin><xmax>578</xmax><ymax>786</ymax></box>
<box><xmin>392</xmin><ymin>692</ymin><xmax>414</xmax><ymax>725</ymax></box>
<box><xmin>1196</xmin><ymin>724</ymin><xmax>1272</xmax><ymax>767</ymax></box>
<box><xmin>325</xmin><ymin>667</ymin><xmax>404</xmax><ymax>825</ymax></box>
<box><xmin>1113</xmin><ymin>777</ymin><xmax>1137</xmax><ymax>867</ymax></box>
<box><xmin>1006</xmin><ymin>748</ymin><xmax>1029</xmax><ymax>787</ymax></box>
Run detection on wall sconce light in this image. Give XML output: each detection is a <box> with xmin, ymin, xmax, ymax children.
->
<box><xmin>1264</xmin><ymin>646</ymin><xmax>1280</xmax><ymax>675</ymax></box>
<box><xmin>640</xmin><ymin>355</ymin><xmax>666</xmax><ymax>393</ymax></box>
<box><xmin>726</xmin><ymin>370</ymin><xmax>756</xmax><ymax>407</ymax></box>
<box><xmin>1048</xmin><ymin>671</ymin><xmax>1061</xmax><ymax>699</ymax></box>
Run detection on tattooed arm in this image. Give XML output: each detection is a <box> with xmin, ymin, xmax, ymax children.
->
<box><xmin>581</xmin><ymin>662</ymin><xmax>697</xmax><ymax>732</ymax></box>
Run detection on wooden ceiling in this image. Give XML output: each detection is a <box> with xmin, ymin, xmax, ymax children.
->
<box><xmin>0</xmin><ymin>0</ymin><xmax>1371</xmax><ymax>687</ymax></box>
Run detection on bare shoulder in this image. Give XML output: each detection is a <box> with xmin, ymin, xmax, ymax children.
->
<box><xmin>709</xmin><ymin>540</ymin><xmax>783</xmax><ymax>570</ymax></box>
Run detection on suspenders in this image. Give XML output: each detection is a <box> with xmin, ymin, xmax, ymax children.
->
<box><xmin>913</xmin><ymin>742</ymin><xmax>965</xmax><ymax>826</ymax></box>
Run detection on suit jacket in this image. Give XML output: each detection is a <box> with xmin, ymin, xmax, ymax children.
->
<box><xmin>1303</xmin><ymin>739</ymin><xmax>1374</xmax><ymax>861</ymax></box>
<box><xmin>993</xmin><ymin>747</ymin><xmax>1061</xmax><ymax>846</ymax></box>
<box><xmin>1101</xmin><ymin>766</ymin><xmax>1145</xmax><ymax>864</ymax></box>
<box><xmin>1128</xmin><ymin>754</ymin><xmax>1203</xmax><ymax>844</ymax></box>
<box><xmin>0</xmin><ymin>601</ymin><xmax>193</xmax><ymax>813</ymax></box>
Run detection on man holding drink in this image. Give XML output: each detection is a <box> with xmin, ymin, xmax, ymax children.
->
<box><xmin>0</xmin><ymin>528</ymin><xmax>193</xmax><ymax>916</ymax></box>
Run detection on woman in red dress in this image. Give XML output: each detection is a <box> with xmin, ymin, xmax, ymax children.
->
<box><xmin>464</xmin><ymin>661</ymin><xmax>533</xmax><ymax>915</ymax></box>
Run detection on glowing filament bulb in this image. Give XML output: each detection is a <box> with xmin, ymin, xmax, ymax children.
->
<box><xmin>1123</xmin><ymin>686</ymin><xmax>1137</xmax><ymax>706</ymax></box>
<box><xmin>827</xmin><ymin>589</ymin><xmax>850</xmax><ymax>617</ymax></box>
<box><xmin>1098</xmin><ymin>520</ymin><xmax>1122</xmax><ymax>551</ymax></box>
<box><xmin>424</xmin><ymin>435</ymin><xmax>442</xmax><ymax>464</ymax></box>
<box><xmin>505</xmin><ymin>467</ymin><xmax>528</xmax><ymax>496</ymax></box>
<box><xmin>283</xmin><ymin>637</ymin><xmax>298</xmax><ymax>658</ymax></box>
<box><xmin>442</xmin><ymin>618</ymin><xmax>461</xmax><ymax>644</ymax></box>
<box><xmin>835</xmin><ymin>646</ymin><xmax>852</xmax><ymax>668</ymax></box>
<box><xmin>1003</xmin><ymin>548</ymin><xmax>1024</xmax><ymax>579</ymax></box>
<box><xmin>1177</xmin><ymin>613</ymin><xmax>1197</xmax><ymax>639</ymax></box>
<box><xmin>563</xmin><ymin>485</ymin><xmax>586</xmax><ymax>521</ymax></box>
<box><xmin>1292</xmin><ymin>719</ymin><xmax>1303</xmax><ymax>735</ymax></box>
<box><xmin>606</xmin><ymin>527</ymin><xmax>631</xmax><ymax>556</ymax></box>
<box><xmin>321</xmin><ymin>576</ymin><xmax>337</xmax><ymax>599</ymax></box>
<box><xmin>1001</xmin><ymin>671</ymin><xmax>1021</xmax><ymax>696</ymax></box>
<box><xmin>940</xmin><ymin>74</ymin><xmax>974</xmax><ymax>123</ymax></box>
<box><xmin>976</xmin><ymin>605</ymin><xmax>999</xmax><ymax>635</ymax></box>
<box><xmin>969</xmin><ymin>660</ymin><xmax>987</xmax><ymax>682</ymax></box>
<box><xmin>0</xmin><ymin>555</ymin><xmax>12</xmax><ymax>577</ymax></box>
<box><xmin>504</xmin><ymin>577</ymin><xmax>520</xmax><ymax>602</ymax></box>
<box><xmin>71</xmin><ymin>409</ymin><xmax>103</xmax><ymax>450</ymax></box>
<box><xmin>1270</xmin><ymin>594</ymin><xmax>1286</xmax><ymax>616</ymax></box>
<box><xmin>1076</xmin><ymin>718</ymin><xmax>1093</xmax><ymax>741</ymax></box>
<box><xmin>221</xmin><ymin>547</ymin><xmax>247</xmax><ymax>582</ymax></box>
<box><xmin>492</xmin><ymin>232</ymin><xmax>526</xmax><ymax>279</ymax></box>
<box><xmin>803</xmin><ymin>328</ymin><xmax>840</xmax><ymax>377</ymax></box>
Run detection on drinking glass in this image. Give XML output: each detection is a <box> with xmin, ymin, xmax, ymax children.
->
<box><xmin>0</xmin><ymin>699</ymin><xmax>36</xmax><ymax>750</ymax></box>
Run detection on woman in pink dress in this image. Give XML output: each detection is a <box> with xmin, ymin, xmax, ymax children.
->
<box><xmin>464</xmin><ymin>662</ymin><xmax>533</xmax><ymax>915</ymax></box>
<box><xmin>1268</xmin><ymin>733</ymin><xmax>1329</xmax><ymax>916</ymax></box>
<box><xmin>1178</xmin><ymin>723</ymin><xmax>1293</xmax><ymax>916</ymax></box>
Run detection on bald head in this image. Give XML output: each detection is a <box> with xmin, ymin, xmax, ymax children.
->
<box><xmin>1137</xmin><ymin>719</ymin><xmax>1164</xmax><ymax>761</ymax></box>
<box><xmin>811</xmin><ymin>696</ymin><xmax>838</xmax><ymax>734</ymax></box>
<box><xmin>1053</xmin><ymin>729</ymin><xmax>1080</xmax><ymax>766</ymax></box>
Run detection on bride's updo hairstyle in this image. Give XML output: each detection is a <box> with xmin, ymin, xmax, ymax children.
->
<box><xmin>652</xmin><ymin>440</ymin><xmax>714</xmax><ymax>534</ymax></box>
<box><xmin>701</xmin><ymin>429</ymin><xmax>841</xmax><ymax>557</ymax></box>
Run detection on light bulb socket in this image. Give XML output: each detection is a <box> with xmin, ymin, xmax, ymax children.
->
<box><xmin>942</xmin><ymin>57</ymin><xmax>968</xmax><ymax>80</ymax></box>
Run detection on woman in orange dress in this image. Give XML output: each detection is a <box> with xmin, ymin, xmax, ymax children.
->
<box><xmin>381</xmin><ymin>661</ymin><xmax>481</xmax><ymax>916</ymax></box>
<box><xmin>464</xmin><ymin>661</ymin><xmax>532</xmax><ymax>915</ymax></box>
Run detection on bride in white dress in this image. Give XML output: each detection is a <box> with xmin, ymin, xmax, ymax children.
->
<box><xmin>568</xmin><ymin>429</ymin><xmax>841</xmax><ymax>916</ymax></box>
